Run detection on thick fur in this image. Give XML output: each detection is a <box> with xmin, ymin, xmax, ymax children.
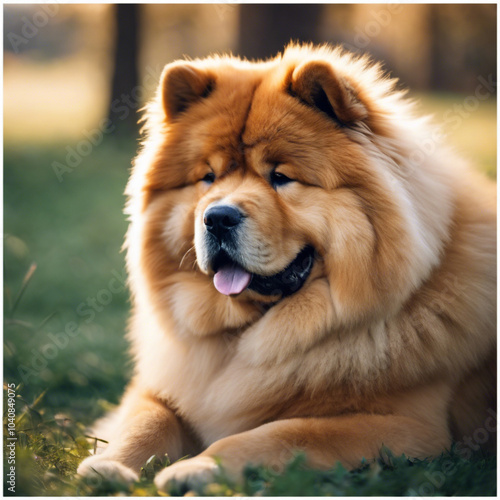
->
<box><xmin>77</xmin><ymin>44</ymin><xmax>496</xmax><ymax>489</ymax></box>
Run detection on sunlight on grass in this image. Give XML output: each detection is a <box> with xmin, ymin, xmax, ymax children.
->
<box><xmin>4</xmin><ymin>55</ymin><xmax>109</xmax><ymax>144</ymax></box>
<box><xmin>412</xmin><ymin>92</ymin><xmax>496</xmax><ymax>177</ymax></box>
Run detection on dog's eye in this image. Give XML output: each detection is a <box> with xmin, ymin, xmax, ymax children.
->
<box><xmin>270</xmin><ymin>170</ymin><xmax>294</xmax><ymax>189</ymax></box>
<box><xmin>201</xmin><ymin>172</ymin><xmax>216</xmax><ymax>184</ymax></box>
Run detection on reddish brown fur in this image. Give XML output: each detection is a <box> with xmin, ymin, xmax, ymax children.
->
<box><xmin>77</xmin><ymin>44</ymin><xmax>496</xmax><ymax>489</ymax></box>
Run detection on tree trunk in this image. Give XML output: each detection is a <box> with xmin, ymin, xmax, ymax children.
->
<box><xmin>107</xmin><ymin>4</ymin><xmax>140</xmax><ymax>134</ymax></box>
<box><xmin>238</xmin><ymin>5</ymin><xmax>323</xmax><ymax>60</ymax></box>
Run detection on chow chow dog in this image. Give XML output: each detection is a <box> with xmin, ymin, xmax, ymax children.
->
<box><xmin>77</xmin><ymin>44</ymin><xmax>496</xmax><ymax>490</ymax></box>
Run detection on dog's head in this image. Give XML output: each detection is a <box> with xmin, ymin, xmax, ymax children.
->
<box><xmin>127</xmin><ymin>45</ymin><xmax>451</xmax><ymax>331</ymax></box>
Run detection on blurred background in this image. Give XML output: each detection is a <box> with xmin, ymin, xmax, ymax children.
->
<box><xmin>3</xmin><ymin>4</ymin><xmax>497</xmax><ymax>493</ymax></box>
<box><xmin>4</xmin><ymin>4</ymin><xmax>497</xmax><ymax>147</ymax></box>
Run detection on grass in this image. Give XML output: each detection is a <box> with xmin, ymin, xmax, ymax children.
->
<box><xmin>3</xmin><ymin>93</ymin><xmax>497</xmax><ymax>496</ymax></box>
<box><xmin>411</xmin><ymin>91</ymin><xmax>497</xmax><ymax>178</ymax></box>
<box><xmin>2</xmin><ymin>391</ymin><xmax>498</xmax><ymax>497</ymax></box>
<box><xmin>4</xmin><ymin>140</ymin><xmax>132</xmax><ymax>417</ymax></box>
<box><xmin>2</xmin><ymin>386</ymin><xmax>497</xmax><ymax>497</ymax></box>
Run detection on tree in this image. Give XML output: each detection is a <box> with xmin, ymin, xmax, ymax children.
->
<box><xmin>107</xmin><ymin>4</ymin><xmax>141</xmax><ymax>134</ymax></box>
<box><xmin>238</xmin><ymin>5</ymin><xmax>323</xmax><ymax>60</ymax></box>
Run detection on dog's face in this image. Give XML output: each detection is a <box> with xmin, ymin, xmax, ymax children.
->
<box><xmin>130</xmin><ymin>46</ymin><xmax>445</xmax><ymax>331</ymax></box>
<box><xmin>189</xmin><ymin>75</ymin><xmax>372</xmax><ymax>301</ymax></box>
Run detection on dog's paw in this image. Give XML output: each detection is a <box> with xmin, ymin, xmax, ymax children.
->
<box><xmin>154</xmin><ymin>456</ymin><xmax>219</xmax><ymax>492</ymax></box>
<box><xmin>77</xmin><ymin>455</ymin><xmax>139</xmax><ymax>484</ymax></box>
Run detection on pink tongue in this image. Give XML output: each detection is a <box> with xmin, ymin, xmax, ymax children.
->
<box><xmin>214</xmin><ymin>264</ymin><xmax>251</xmax><ymax>296</ymax></box>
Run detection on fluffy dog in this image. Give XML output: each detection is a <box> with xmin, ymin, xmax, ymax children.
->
<box><xmin>77</xmin><ymin>44</ymin><xmax>496</xmax><ymax>490</ymax></box>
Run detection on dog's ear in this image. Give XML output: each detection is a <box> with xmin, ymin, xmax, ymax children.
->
<box><xmin>160</xmin><ymin>62</ymin><xmax>214</xmax><ymax>120</ymax></box>
<box><xmin>289</xmin><ymin>61</ymin><xmax>367</xmax><ymax>125</ymax></box>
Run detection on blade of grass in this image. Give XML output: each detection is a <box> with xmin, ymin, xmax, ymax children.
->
<box><xmin>83</xmin><ymin>435</ymin><xmax>109</xmax><ymax>444</ymax></box>
<box><xmin>4</xmin><ymin>340</ymin><xmax>15</xmax><ymax>356</ymax></box>
<box><xmin>37</xmin><ymin>311</ymin><xmax>58</xmax><ymax>330</ymax></box>
<box><xmin>17</xmin><ymin>388</ymin><xmax>47</xmax><ymax>425</ymax></box>
<box><xmin>4</xmin><ymin>318</ymin><xmax>35</xmax><ymax>330</ymax></box>
<box><xmin>31</xmin><ymin>388</ymin><xmax>48</xmax><ymax>409</ymax></box>
<box><xmin>10</xmin><ymin>262</ymin><xmax>37</xmax><ymax>317</ymax></box>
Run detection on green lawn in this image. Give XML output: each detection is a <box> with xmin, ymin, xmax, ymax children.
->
<box><xmin>4</xmin><ymin>140</ymin><xmax>133</xmax><ymax>416</ymax></box>
<box><xmin>412</xmin><ymin>91</ymin><xmax>497</xmax><ymax>178</ymax></box>
<box><xmin>3</xmin><ymin>93</ymin><xmax>497</xmax><ymax>496</ymax></box>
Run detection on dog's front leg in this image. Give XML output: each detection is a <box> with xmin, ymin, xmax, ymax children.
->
<box><xmin>77</xmin><ymin>385</ymin><xmax>196</xmax><ymax>483</ymax></box>
<box><xmin>155</xmin><ymin>412</ymin><xmax>450</xmax><ymax>491</ymax></box>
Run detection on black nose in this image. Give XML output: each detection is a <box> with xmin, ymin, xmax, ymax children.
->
<box><xmin>204</xmin><ymin>205</ymin><xmax>243</xmax><ymax>239</ymax></box>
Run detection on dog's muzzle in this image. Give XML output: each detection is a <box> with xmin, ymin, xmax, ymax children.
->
<box><xmin>203</xmin><ymin>204</ymin><xmax>315</xmax><ymax>299</ymax></box>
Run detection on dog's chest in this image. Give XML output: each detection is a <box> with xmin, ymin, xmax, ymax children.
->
<box><xmin>135</xmin><ymin>331</ymin><xmax>297</xmax><ymax>445</ymax></box>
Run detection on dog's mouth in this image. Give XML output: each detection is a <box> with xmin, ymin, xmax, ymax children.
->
<box><xmin>211</xmin><ymin>245</ymin><xmax>315</xmax><ymax>298</ymax></box>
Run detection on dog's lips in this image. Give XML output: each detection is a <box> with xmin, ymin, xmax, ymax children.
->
<box><xmin>211</xmin><ymin>246</ymin><xmax>315</xmax><ymax>298</ymax></box>
<box><xmin>248</xmin><ymin>245</ymin><xmax>315</xmax><ymax>298</ymax></box>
